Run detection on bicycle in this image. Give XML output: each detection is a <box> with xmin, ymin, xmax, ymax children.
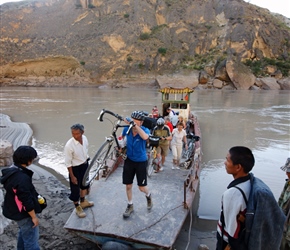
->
<box><xmin>182</xmin><ymin>132</ymin><xmax>200</xmax><ymax>160</ymax></box>
<box><xmin>82</xmin><ymin>109</ymin><xmax>134</xmax><ymax>187</ymax></box>
<box><xmin>146</xmin><ymin>135</ymin><xmax>161</xmax><ymax>177</ymax></box>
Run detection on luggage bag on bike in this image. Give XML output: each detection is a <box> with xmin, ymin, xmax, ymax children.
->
<box><xmin>149</xmin><ymin>136</ymin><xmax>160</xmax><ymax>147</ymax></box>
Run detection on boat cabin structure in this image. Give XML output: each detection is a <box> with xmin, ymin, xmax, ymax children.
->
<box><xmin>160</xmin><ymin>87</ymin><xmax>193</xmax><ymax>119</ymax></box>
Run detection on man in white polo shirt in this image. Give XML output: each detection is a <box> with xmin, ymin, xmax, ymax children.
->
<box><xmin>64</xmin><ymin>123</ymin><xmax>94</xmax><ymax>218</ymax></box>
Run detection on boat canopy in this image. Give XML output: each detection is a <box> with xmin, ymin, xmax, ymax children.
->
<box><xmin>159</xmin><ymin>87</ymin><xmax>193</xmax><ymax>94</ymax></box>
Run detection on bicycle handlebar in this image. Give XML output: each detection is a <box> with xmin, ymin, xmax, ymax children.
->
<box><xmin>126</xmin><ymin>121</ymin><xmax>135</xmax><ymax>135</ymax></box>
<box><xmin>98</xmin><ymin>109</ymin><xmax>124</xmax><ymax>122</ymax></box>
<box><xmin>98</xmin><ymin>109</ymin><xmax>134</xmax><ymax>135</ymax></box>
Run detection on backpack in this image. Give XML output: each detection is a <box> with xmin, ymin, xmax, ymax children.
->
<box><xmin>142</xmin><ymin>117</ymin><xmax>157</xmax><ymax>130</ymax></box>
<box><xmin>234</xmin><ymin>173</ymin><xmax>286</xmax><ymax>250</ymax></box>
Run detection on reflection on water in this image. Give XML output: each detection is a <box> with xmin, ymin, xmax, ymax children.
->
<box><xmin>1</xmin><ymin>87</ymin><xmax>289</xmax><ymax>219</ymax></box>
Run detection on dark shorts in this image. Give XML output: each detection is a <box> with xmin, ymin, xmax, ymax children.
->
<box><xmin>122</xmin><ymin>158</ymin><xmax>147</xmax><ymax>186</ymax></box>
<box><xmin>69</xmin><ymin>162</ymin><xmax>89</xmax><ymax>202</ymax></box>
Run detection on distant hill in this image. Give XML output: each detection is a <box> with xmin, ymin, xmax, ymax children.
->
<box><xmin>0</xmin><ymin>0</ymin><xmax>289</xmax><ymax>87</ymax></box>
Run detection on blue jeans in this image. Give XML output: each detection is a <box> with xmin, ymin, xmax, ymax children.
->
<box><xmin>16</xmin><ymin>217</ymin><xmax>40</xmax><ymax>250</ymax></box>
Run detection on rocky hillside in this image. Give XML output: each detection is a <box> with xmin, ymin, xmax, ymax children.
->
<box><xmin>0</xmin><ymin>0</ymin><xmax>289</xmax><ymax>89</ymax></box>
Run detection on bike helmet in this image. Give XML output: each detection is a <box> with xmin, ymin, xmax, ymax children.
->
<box><xmin>156</xmin><ymin>118</ymin><xmax>165</xmax><ymax>126</ymax></box>
<box><xmin>131</xmin><ymin>111</ymin><xmax>145</xmax><ymax>121</ymax></box>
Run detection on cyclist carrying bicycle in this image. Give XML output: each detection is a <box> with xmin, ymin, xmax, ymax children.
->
<box><xmin>152</xmin><ymin>118</ymin><xmax>172</xmax><ymax>172</ymax></box>
<box><xmin>121</xmin><ymin>111</ymin><xmax>153</xmax><ymax>218</ymax></box>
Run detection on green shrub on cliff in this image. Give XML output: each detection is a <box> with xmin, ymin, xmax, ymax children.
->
<box><xmin>158</xmin><ymin>47</ymin><xmax>167</xmax><ymax>56</ymax></box>
<box><xmin>244</xmin><ymin>58</ymin><xmax>290</xmax><ymax>77</ymax></box>
<box><xmin>140</xmin><ymin>32</ymin><xmax>150</xmax><ymax>40</ymax></box>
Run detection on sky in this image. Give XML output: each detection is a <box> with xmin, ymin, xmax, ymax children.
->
<box><xmin>0</xmin><ymin>0</ymin><xmax>289</xmax><ymax>18</ymax></box>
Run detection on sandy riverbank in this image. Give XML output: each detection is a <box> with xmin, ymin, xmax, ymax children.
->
<box><xmin>0</xmin><ymin>114</ymin><xmax>217</xmax><ymax>249</ymax></box>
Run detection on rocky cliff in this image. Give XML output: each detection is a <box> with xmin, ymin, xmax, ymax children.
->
<box><xmin>0</xmin><ymin>0</ymin><xmax>289</xmax><ymax>89</ymax></box>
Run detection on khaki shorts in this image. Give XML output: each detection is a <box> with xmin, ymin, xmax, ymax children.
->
<box><xmin>157</xmin><ymin>144</ymin><xmax>169</xmax><ymax>157</ymax></box>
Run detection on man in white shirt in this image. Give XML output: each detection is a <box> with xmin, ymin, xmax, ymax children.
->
<box><xmin>64</xmin><ymin>124</ymin><xmax>94</xmax><ymax>218</ymax></box>
<box><xmin>167</xmin><ymin>107</ymin><xmax>178</xmax><ymax>127</ymax></box>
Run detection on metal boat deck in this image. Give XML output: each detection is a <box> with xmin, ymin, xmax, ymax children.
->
<box><xmin>64</xmin><ymin>151</ymin><xmax>200</xmax><ymax>249</ymax></box>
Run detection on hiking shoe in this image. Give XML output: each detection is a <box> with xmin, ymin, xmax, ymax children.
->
<box><xmin>146</xmin><ymin>194</ymin><xmax>153</xmax><ymax>210</ymax></box>
<box><xmin>80</xmin><ymin>199</ymin><xmax>94</xmax><ymax>209</ymax></box>
<box><xmin>123</xmin><ymin>204</ymin><xmax>134</xmax><ymax>218</ymax></box>
<box><xmin>75</xmin><ymin>205</ymin><xmax>86</xmax><ymax>218</ymax></box>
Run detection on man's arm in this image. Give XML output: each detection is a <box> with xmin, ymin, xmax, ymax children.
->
<box><xmin>68</xmin><ymin>166</ymin><xmax>77</xmax><ymax>185</ymax></box>
<box><xmin>135</xmin><ymin>125</ymin><xmax>149</xmax><ymax>140</ymax></box>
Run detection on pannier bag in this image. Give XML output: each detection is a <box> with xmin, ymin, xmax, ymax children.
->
<box><xmin>149</xmin><ymin>136</ymin><xmax>160</xmax><ymax>147</ymax></box>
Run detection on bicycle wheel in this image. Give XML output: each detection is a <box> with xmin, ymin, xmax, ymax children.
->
<box><xmin>184</xmin><ymin>142</ymin><xmax>195</xmax><ymax>160</ymax></box>
<box><xmin>182</xmin><ymin>142</ymin><xmax>189</xmax><ymax>158</ymax></box>
<box><xmin>104</xmin><ymin>147</ymin><xmax>125</xmax><ymax>180</ymax></box>
<box><xmin>82</xmin><ymin>140</ymin><xmax>114</xmax><ymax>186</ymax></box>
<box><xmin>146</xmin><ymin>149</ymin><xmax>154</xmax><ymax>177</ymax></box>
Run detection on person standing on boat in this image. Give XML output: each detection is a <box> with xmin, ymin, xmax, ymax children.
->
<box><xmin>152</xmin><ymin>106</ymin><xmax>159</xmax><ymax>119</ymax></box>
<box><xmin>122</xmin><ymin>111</ymin><xmax>153</xmax><ymax>218</ymax></box>
<box><xmin>171</xmin><ymin>122</ymin><xmax>187</xmax><ymax>169</ymax></box>
<box><xmin>166</xmin><ymin>107</ymin><xmax>175</xmax><ymax>119</ymax></box>
<box><xmin>164</xmin><ymin>116</ymin><xmax>173</xmax><ymax>132</ymax></box>
<box><xmin>177</xmin><ymin>115</ymin><xmax>186</xmax><ymax>128</ymax></box>
<box><xmin>152</xmin><ymin>117</ymin><xmax>172</xmax><ymax>172</ymax></box>
<box><xmin>64</xmin><ymin>124</ymin><xmax>94</xmax><ymax>218</ymax></box>
<box><xmin>167</xmin><ymin>107</ymin><xmax>178</xmax><ymax>127</ymax></box>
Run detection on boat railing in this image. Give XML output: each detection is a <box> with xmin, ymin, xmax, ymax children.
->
<box><xmin>183</xmin><ymin>149</ymin><xmax>200</xmax><ymax>209</ymax></box>
<box><xmin>183</xmin><ymin>113</ymin><xmax>201</xmax><ymax>209</ymax></box>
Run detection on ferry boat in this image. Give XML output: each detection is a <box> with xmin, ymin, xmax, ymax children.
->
<box><xmin>64</xmin><ymin>87</ymin><xmax>202</xmax><ymax>249</ymax></box>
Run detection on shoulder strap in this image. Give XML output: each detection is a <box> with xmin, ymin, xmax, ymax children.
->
<box><xmin>234</xmin><ymin>186</ymin><xmax>248</xmax><ymax>204</ymax></box>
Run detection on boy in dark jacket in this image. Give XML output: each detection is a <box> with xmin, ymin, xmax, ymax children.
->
<box><xmin>1</xmin><ymin>146</ymin><xmax>43</xmax><ymax>250</ymax></box>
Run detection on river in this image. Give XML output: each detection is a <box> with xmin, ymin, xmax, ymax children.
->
<box><xmin>1</xmin><ymin>86</ymin><xmax>289</xmax><ymax>220</ymax></box>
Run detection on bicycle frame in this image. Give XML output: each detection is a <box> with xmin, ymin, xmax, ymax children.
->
<box><xmin>146</xmin><ymin>135</ymin><xmax>161</xmax><ymax>176</ymax></box>
<box><xmin>82</xmin><ymin>109</ymin><xmax>132</xmax><ymax>186</ymax></box>
<box><xmin>183</xmin><ymin>133</ymin><xmax>200</xmax><ymax>159</ymax></box>
<box><xmin>98</xmin><ymin>109</ymin><xmax>132</xmax><ymax>152</ymax></box>
<box><xmin>152</xmin><ymin>146</ymin><xmax>157</xmax><ymax>159</ymax></box>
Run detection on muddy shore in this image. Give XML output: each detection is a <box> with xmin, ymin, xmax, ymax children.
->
<box><xmin>0</xmin><ymin>114</ymin><xmax>217</xmax><ymax>249</ymax></box>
